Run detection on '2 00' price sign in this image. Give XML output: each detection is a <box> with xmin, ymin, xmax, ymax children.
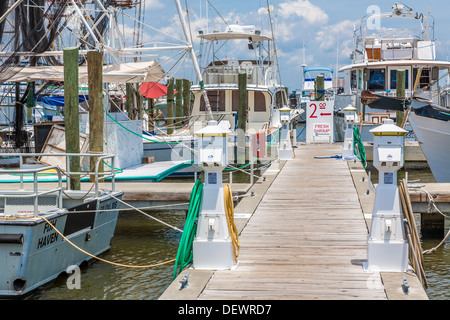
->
<box><xmin>306</xmin><ymin>101</ymin><xmax>334</xmax><ymax>144</ymax></box>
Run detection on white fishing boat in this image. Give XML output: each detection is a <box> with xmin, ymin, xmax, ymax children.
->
<box><xmin>0</xmin><ymin>152</ymin><xmax>123</xmax><ymax>298</ymax></box>
<box><xmin>335</xmin><ymin>3</ymin><xmax>450</xmax><ymax>143</ymax></box>
<box><xmin>144</xmin><ymin>22</ymin><xmax>301</xmax><ymax>165</ymax></box>
<box><xmin>407</xmin><ymin>92</ymin><xmax>450</xmax><ymax>182</ymax></box>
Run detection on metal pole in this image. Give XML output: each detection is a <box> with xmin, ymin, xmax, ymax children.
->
<box><xmin>173</xmin><ymin>0</ymin><xmax>212</xmax><ymax>119</ymax></box>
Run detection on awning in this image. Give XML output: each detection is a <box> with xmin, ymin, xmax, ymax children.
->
<box><xmin>0</xmin><ymin>60</ymin><xmax>165</xmax><ymax>83</ymax></box>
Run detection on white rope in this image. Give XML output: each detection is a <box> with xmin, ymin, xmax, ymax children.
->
<box><xmin>111</xmin><ymin>194</ymin><xmax>183</xmax><ymax>233</ymax></box>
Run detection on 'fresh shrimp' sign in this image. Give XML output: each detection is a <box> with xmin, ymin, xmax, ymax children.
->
<box><xmin>306</xmin><ymin>101</ymin><xmax>334</xmax><ymax>144</ymax></box>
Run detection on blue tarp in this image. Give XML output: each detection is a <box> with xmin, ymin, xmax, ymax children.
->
<box><xmin>37</xmin><ymin>95</ymin><xmax>88</xmax><ymax>106</ymax></box>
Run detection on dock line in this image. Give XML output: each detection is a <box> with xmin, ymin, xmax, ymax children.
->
<box><xmin>38</xmin><ymin>215</ymin><xmax>176</xmax><ymax>269</ymax></box>
<box><xmin>111</xmin><ymin>195</ymin><xmax>183</xmax><ymax>233</ymax></box>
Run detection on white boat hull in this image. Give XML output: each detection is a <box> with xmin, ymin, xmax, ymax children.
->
<box><xmin>408</xmin><ymin>111</ymin><xmax>450</xmax><ymax>182</ymax></box>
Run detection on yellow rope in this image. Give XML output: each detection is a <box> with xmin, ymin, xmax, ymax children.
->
<box><xmin>38</xmin><ymin>215</ymin><xmax>175</xmax><ymax>269</ymax></box>
<box><xmin>224</xmin><ymin>184</ymin><xmax>240</xmax><ymax>262</ymax></box>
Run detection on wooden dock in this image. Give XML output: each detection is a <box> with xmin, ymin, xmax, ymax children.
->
<box><xmin>160</xmin><ymin>143</ymin><xmax>429</xmax><ymax>300</ymax></box>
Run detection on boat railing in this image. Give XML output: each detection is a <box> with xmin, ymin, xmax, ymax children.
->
<box><xmin>202</xmin><ymin>64</ymin><xmax>269</xmax><ymax>86</ymax></box>
<box><xmin>0</xmin><ymin>165</ymin><xmax>64</xmax><ymax>217</ymax></box>
<box><xmin>0</xmin><ymin>152</ymin><xmax>117</xmax><ymax>217</ymax></box>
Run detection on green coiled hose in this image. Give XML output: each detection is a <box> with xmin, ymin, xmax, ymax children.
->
<box><xmin>353</xmin><ymin>126</ymin><xmax>367</xmax><ymax>169</ymax></box>
<box><xmin>172</xmin><ymin>179</ymin><xmax>204</xmax><ymax>280</ymax></box>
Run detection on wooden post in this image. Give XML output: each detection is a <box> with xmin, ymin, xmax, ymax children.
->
<box><xmin>126</xmin><ymin>83</ymin><xmax>135</xmax><ymax>119</ymax></box>
<box><xmin>136</xmin><ymin>83</ymin><xmax>143</xmax><ymax>120</ymax></box>
<box><xmin>315</xmin><ymin>74</ymin><xmax>325</xmax><ymax>101</ymax></box>
<box><xmin>237</xmin><ymin>71</ymin><xmax>247</xmax><ymax>165</ymax></box>
<box><xmin>88</xmin><ymin>51</ymin><xmax>104</xmax><ymax>182</ymax></box>
<box><xmin>26</xmin><ymin>82</ymin><xmax>35</xmax><ymax>123</ymax></box>
<box><xmin>147</xmin><ymin>98</ymin><xmax>154</xmax><ymax>133</ymax></box>
<box><xmin>183</xmin><ymin>79</ymin><xmax>190</xmax><ymax>126</ymax></box>
<box><xmin>64</xmin><ymin>47</ymin><xmax>81</xmax><ymax>190</ymax></box>
<box><xmin>396</xmin><ymin>69</ymin><xmax>406</xmax><ymax>126</ymax></box>
<box><xmin>167</xmin><ymin>77</ymin><xmax>174</xmax><ymax>134</ymax></box>
<box><xmin>176</xmin><ymin>78</ymin><xmax>183</xmax><ymax>129</ymax></box>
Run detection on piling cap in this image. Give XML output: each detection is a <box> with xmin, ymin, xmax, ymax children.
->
<box><xmin>279</xmin><ymin>106</ymin><xmax>292</xmax><ymax>112</ymax></box>
<box><xmin>370</xmin><ymin>119</ymin><xmax>407</xmax><ymax>136</ymax></box>
<box><xmin>195</xmin><ymin>120</ymin><xmax>231</xmax><ymax>137</ymax></box>
<box><xmin>344</xmin><ymin>105</ymin><xmax>356</xmax><ymax>112</ymax></box>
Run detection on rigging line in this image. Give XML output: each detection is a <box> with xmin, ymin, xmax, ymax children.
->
<box><xmin>265</xmin><ymin>0</ymin><xmax>282</xmax><ymax>88</ymax></box>
<box><xmin>206</xmin><ymin>0</ymin><xmax>228</xmax><ymax>26</ymax></box>
<box><xmin>110</xmin><ymin>6</ymin><xmax>186</xmax><ymax>44</ymax></box>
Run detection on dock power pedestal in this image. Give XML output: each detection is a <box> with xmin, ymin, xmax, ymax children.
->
<box><xmin>365</xmin><ymin>119</ymin><xmax>409</xmax><ymax>272</ymax></box>
<box><xmin>193</xmin><ymin>120</ymin><xmax>236</xmax><ymax>270</ymax></box>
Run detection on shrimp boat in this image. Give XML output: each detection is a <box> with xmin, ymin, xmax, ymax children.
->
<box><xmin>0</xmin><ymin>152</ymin><xmax>123</xmax><ymax>298</ymax></box>
<box><xmin>335</xmin><ymin>3</ymin><xmax>450</xmax><ymax>143</ymax></box>
<box><xmin>144</xmin><ymin>23</ymin><xmax>300</xmax><ymax>164</ymax></box>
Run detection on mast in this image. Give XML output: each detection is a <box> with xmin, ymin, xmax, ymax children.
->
<box><xmin>174</xmin><ymin>0</ymin><xmax>212</xmax><ymax>118</ymax></box>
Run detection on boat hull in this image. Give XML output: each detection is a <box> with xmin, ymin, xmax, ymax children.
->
<box><xmin>0</xmin><ymin>191</ymin><xmax>123</xmax><ymax>298</ymax></box>
<box><xmin>408</xmin><ymin>110</ymin><xmax>450</xmax><ymax>182</ymax></box>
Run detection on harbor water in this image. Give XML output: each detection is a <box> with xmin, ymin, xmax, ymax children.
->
<box><xmin>27</xmin><ymin>125</ymin><xmax>448</xmax><ymax>300</ymax></box>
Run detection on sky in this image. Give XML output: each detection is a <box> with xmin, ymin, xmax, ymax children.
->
<box><xmin>126</xmin><ymin>0</ymin><xmax>450</xmax><ymax>92</ymax></box>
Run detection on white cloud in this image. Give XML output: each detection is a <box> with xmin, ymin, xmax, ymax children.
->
<box><xmin>278</xmin><ymin>0</ymin><xmax>328</xmax><ymax>25</ymax></box>
<box><xmin>144</xmin><ymin>0</ymin><xmax>164</xmax><ymax>9</ymax></box>
<box><xmin>315</xmin><ymin>20</ymin><xmax>354</xmax><ymax>52</ymax></box>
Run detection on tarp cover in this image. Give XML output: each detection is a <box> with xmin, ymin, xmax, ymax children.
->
<box><xmin>0</xmin><ymin>60</ymin><xmax>165</xmax><ymax>83</ymax></box>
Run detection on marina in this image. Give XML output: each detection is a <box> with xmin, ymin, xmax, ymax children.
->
<box><xmin>0</xmin><ymin>0</ymin><xmax>449</xmax><ymax>304</ymax></box>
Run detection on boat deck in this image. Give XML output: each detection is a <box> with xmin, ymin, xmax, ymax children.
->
<box><xmin>160</xmin><ymin>143</ymin><xmax>429</xmax><ymax>300</ymax></box>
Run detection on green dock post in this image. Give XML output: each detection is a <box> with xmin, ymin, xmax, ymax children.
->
<box><xmin>183</xmin><ymin>79</ymin><xmax>190</xmax><ymax>126</ymax></box>
<box><xmin>63</xmin><ymin>47</ymin><xmax>81</xmax><ymax>190</ymax></box>
<box><xmin>167</xmin><ymin>77</ymin><xmax>174</xmax><ymax>135</ymax></box>
<box><xmin>176</xmin><ymin>78</ymin><xmax>183</xmax><ymax>129</ymax></box>
<box><xmin>237</xmin><ymin>71</ymin><xmax>247</xmax><ymax>165</ymax></box>
<box><xmin>396</xmin><ymin>69</ymin><xmax>406</xmax><ymax>126</ymax></box>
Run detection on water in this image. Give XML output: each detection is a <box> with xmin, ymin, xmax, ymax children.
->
<box><xmin>28</xmin><ymin>210</ymin><xmax>186</xmax><ymax>300</ymax></box>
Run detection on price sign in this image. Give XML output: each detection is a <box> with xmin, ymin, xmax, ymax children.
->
<box><xmin>306</xmin><ymin>101</ymin><xmax>334</xmax><ymax>144</ymax></box>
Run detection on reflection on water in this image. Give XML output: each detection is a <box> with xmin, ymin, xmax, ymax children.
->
<box><xmin>422</xmin><ymin>240</ymin><xmax>450</xmax><ymax>300</ymax></box>
<box><xmin>30</xmin><ymin>210</ymin><xmax>186</xmax><ymax>300</ymax></box>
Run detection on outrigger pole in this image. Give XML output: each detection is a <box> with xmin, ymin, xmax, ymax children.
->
<box><xmin>174</xmin><ymin>0</ymin><xmax>213</xmax><ymax>119</ymax></box>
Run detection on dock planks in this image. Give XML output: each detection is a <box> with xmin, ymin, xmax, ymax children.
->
<box><xmin>197</xmin><ymin>144</ymin><xmax>387</xmax><ymax>300</ymax></box>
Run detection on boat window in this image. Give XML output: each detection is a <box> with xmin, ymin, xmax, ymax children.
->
<box><xmin>254</xmin><ymin>91</ymin><xmax>266</xmax><ymax>112</ymax></box>
<box><xmin>413</xmin><ymin>68</ymin><xmax>431</xmax><ymax>89</ymax></box>
<box><xmin>351</xmin><ymin>71</ymin><xmax>357</xmax><ymax>90</ymax></box>
<box><xmin>368</xmin><ymin>69</ymin><xmax>385</xmax><ymax>90</ymax></box>
<box><xmin>390</xmin><ymin>69</ymin><xmax>409</xmax><ymax>90</ymax></box>
<box><xmin>275</xmin><ymin>90</ymin><xmax>287</xmax><ymax>109</ymax></box>
<box><xmin>200</xmin><ymin>90</ymin><xmax>225</xmax><ymax>111</ymax></box>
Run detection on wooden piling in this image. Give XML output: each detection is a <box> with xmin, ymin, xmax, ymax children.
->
<box><xmin>126</xmin><ymin>83</ymin><xmax>135</xmax><ymax>119</ymax></box>
<box><xmin>87</xmin><ymin>51</ymin><xmax>104</xmax><ymax>181</ymax></box>
<box><xmin>315</xmin><ymin>74</ymin><xmax>325</xmax><ymax>101</ymax></box>
<box><xmin>147</xmin><ymin>98</ymin><xmax>154</xmax><ymax>133</ymax></box>
<box><xmin>183</xmin><ymin>79</ymin><xmax>191</xmax><ymax>126</ymax></box>
<box><xmin>167</xmin><ymin>77</ymin><xmax>174</xmax><ymax>135</ymax></box>
<box><xmin>63</xmin><ymin>47</ymin><xmax>81</xmax><ymax>190</ymax></box>
<box><xmin>237</xmin><ymin>71</ymin><xmax>247</xmax><ymax>165</ymax></box>
<box><xmin>176</xmin><ymin>78</ymin><xmax>183</xmax><ymax>129</ymax></box>
<box><xmin>26</xmin><ymin>82</ymin><xmax>35</xmax><ymax>123</ymax></box>
<box><xmin>396</xmin><ymin>69</ymin><xmax>406</xmax><ymax>126</ymax></box>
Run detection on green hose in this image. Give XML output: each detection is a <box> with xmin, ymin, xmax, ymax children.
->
<box><xmin>173</xmin><ymin>179</ymin><xmax>204</xmax><ymax>280</ymax></box>
<box><xmin>353</xmin><ymin>126</ymin><xmax>367</xmax><ymax>169</ymax></box>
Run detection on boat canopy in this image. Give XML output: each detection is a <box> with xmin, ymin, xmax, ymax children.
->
<box><xmin>198</xmin><ymin>25</ymin><xmax>272</xmax><ymax>42</ymax></box>
<box><xmin>0</xmin><ymin>60</ymin><xmax>165</xmax><ymax>83</ymax></box>
<box><xmin>304</xmin><ymin>67</ymin><xmax>333</xmax><ymax>74</ymax></box>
